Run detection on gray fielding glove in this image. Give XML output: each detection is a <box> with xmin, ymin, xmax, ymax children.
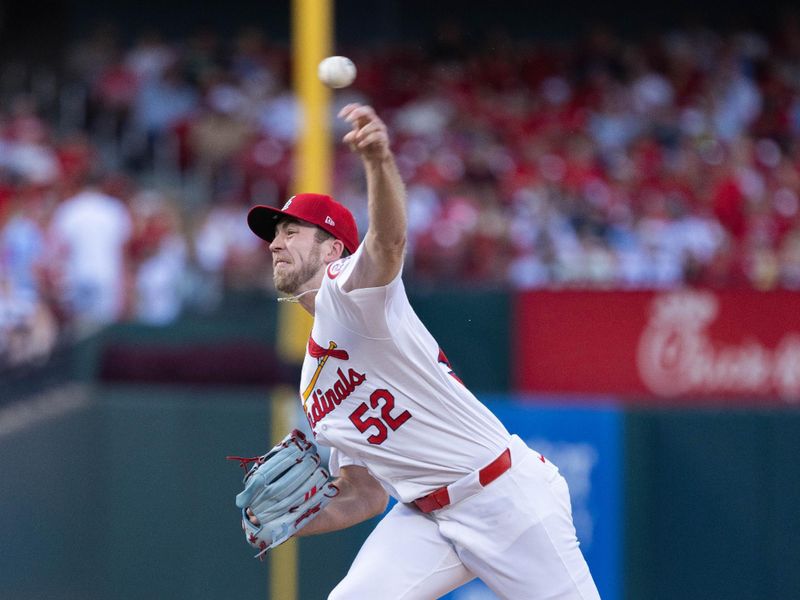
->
<box><xmin>228</xmin><ymin>429</ymin><xmax>339</xmax><ymax>558</ymax></box>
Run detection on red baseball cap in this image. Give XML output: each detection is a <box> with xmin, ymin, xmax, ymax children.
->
<box><xmin>247</xmin><ymin>193</ymin><xmax>359</xmax><ymax>254</ymax></box>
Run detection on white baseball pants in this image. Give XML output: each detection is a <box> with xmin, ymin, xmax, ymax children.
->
<box><xmin>328</xmin><ymin>435</ymin><xmax>601</xmax><ymax>599</ymax></box>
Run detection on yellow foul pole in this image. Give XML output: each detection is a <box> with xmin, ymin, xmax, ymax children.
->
<box><xmin>294</xmin><ymin>0</ymin><xmax>333</xmax><ymax>195</ymax></box>
<box><xmin>275</xmin><ymin>0</ymin><xmax>334</xmax><ymax>365</ymax></box>
<box><xmin>270</xmin><ymin>1</ymin><xmax>333</xmax><ymax>599</ymax></box>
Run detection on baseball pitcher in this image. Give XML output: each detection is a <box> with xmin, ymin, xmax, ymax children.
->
<box><xmin>231</xmin><ymin>103</ymin><xmax>600</xmax><ymax>599</ymax></box>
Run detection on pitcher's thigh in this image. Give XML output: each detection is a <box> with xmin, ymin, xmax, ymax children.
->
<box><xmin>329</xmin><ymin>503</ymin><xmax>474</xmax><ymax>600</ymax></box>
<box><xmin>460</xmin><ymin>476</ymin><xmax>600</xmax><ymax>600</ymax></box>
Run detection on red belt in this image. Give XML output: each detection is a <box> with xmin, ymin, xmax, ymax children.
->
<box><xmin>413</xmin><ymin>448</ymin><xmax>512</xmax><ymax>513</ymax></box>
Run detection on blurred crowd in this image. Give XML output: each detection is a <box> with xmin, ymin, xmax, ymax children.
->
<box><xmin>3</xmin><ymin>16</ymin><xmax>800</xmax><ymax>367</ymax></box>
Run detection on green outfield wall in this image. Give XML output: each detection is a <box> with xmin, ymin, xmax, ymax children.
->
<box><xmin>624</xmin><ymin>408</ymin><xmax>800</xmax><ymax>600</ymax></box>
<box><xmin>0</xmin><ymin>384</ymin><xmax>381</xmax><ymax>599</ymax></box>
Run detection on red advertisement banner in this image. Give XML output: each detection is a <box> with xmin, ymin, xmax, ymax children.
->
<box><xmin>514</xmin><ymin>290</ymin><xmax>800</xmax><ymax>404</ymax></box>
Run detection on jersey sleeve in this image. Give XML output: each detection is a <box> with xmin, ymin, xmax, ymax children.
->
<box><xmin>327</xmin><ymin>446</ymin><xmax>365</xmax><ymax>477</ymax></box>
<box><xmin>320</xmin><ymin>244</ymin><xmax>408</xmax><ymax>338</ymax></box>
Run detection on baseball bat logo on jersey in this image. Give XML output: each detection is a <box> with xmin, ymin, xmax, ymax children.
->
<box><xmin>303</xmin><ymin>337</ymin><xmax>349</xmax><ymax>404</ymax></box>
<box><xmin>302</xmin><ymin>336</ymin><xmax>367</xmax><ymax>429</ymax></box>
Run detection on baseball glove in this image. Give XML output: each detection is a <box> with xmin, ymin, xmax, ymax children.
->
<box><xmin>228</xmin><ymin>429</ymin><xmax>338</xmax><ymax>558</ymax></box>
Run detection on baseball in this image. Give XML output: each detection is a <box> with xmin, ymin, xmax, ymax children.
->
<box><xmin>318</xmin><ymin>56</ymin><xmax>357</xmax><ymax>89</ymax></box>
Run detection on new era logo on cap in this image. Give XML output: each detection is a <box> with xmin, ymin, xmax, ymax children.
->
<box><xmin>247</xmin><ymin>193</ymin><xmax>359</xmax><ymax>254</ymax></box>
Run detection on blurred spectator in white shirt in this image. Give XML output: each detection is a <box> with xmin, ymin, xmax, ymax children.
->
<box><xmin>48</xmin><ymin>178</ymin><xmax>133</xmax><ymax>328</ymax></box>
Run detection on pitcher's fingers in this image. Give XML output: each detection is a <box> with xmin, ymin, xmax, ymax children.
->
<box><xmin>246</xmin><ymin>508</ymin><xmax>261</xmax><ymax>526</ymax></box>
<box><xmin>343</xmin><ymin>130</ymin><xmax>358</xmax><ymax>146</ymax></box>
<box><xmin>337</xmin><ymin>103</ymin><xmax>362</xmax><ymax>119</ymax></box>
<box><xmin>356</xmin><ymin>131</ymin><xmax>388</xmax><ymax>148</ymax></box>
<box><xmin>353</xmin><ymin>120</ymin><xmax>384</xmax><ymax>140</ymax></box>
<box><xmin>342</xmin><ymin>104</ymin><xmax>377</xmax><ymax>126</ymax></box>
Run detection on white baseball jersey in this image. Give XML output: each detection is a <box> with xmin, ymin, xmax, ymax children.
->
<box><xmin>300</xmin><ymin>244</ymin><xmax>511</xmax><ymax>503</ymax></box>
<box><xmin>300</xmin><ymin>244</ymin><xmax>601</xmax><ymax>600</ymax></box>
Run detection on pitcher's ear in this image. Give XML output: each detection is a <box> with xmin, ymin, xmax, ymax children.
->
<box><xmin>325</xmin><ymin>238</ymin><xmax>346</xmax><ymax>262</ymax></box>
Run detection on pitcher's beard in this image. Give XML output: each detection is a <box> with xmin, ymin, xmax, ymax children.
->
<box><xmin>273</xmin><ymin>246</ymin><xmax>323</xmax><ymax>295</ymax></box>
